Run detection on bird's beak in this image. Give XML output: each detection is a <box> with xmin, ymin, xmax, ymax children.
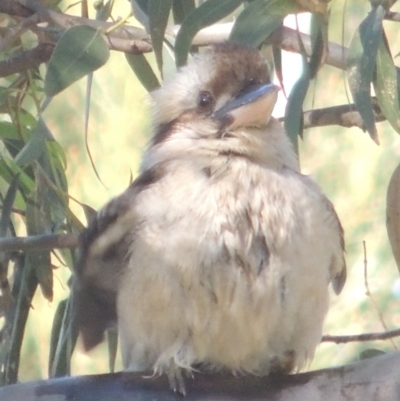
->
<box><xmin>212</xmin><ymin>83</ymin><xmax>280</xmax><ymax>129</ymax></box>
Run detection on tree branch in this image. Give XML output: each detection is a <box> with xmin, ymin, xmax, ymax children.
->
<box><xmin>2</xmin><ymin>1</ymin><xmax>348</xmax><ymax>70</ymax></box>
<box><xmin>0</xmin><ymin>233</ymin><xmax>78</xmax><ymax>252</ymax></box>
<box><xmin>322</xmin><ymin>328</ymin><xmax>400</xmax><ymax>343</ymax></box>
<box><xmin>299</xmin><ymin>98</ymin><xmax>385</xmax><ymax>130</ymax></box>
<box><xmin>0</xmin><ymin>43</ymin><xmax>55</xmax><ymax>78</ymax></box>
<box><xmin>0</xmin><ymin>351</ymin><xmax>399</xmax><ymax>401</ymax></box>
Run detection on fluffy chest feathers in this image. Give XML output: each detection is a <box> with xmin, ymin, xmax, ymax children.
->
<box><xmin>73</xmin><ymin>42</ymin><xmax>346</xmax><ymax>395</ymax></box>
<box><xmin>117</xmin><ymin>155</ymin><xmax>344</xmax><ymax>376</ymax></box>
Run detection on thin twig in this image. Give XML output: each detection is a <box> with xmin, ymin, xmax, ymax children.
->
<box><xmin>322</xmin><ymin>328</ymin><xmax>400</xmax><ymax>343</ymax></box>
<box><xmin>363</xmin><ymin>241</ymin><xmax>398</xmax><ymax>350</ymax></box>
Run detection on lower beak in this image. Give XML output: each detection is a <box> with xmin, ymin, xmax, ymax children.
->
<box><xmin>212</xmin><ymin>83</ymin><xmax>280</xmax><ymax>129</ymax></box>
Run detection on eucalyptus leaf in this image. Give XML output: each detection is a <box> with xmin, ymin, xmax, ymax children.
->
<box><xmin>374</xmin><ymin>34</ymin><xmax>400</xmax><ymax>134</ymax></box>
<box><xmin>49</xmin><ymin>299</ymin><xmax>68</xmax><ymax>377</ymax></box>
<box><xmin>172</xmin><ymin>0</ymin><xmax>195</xmax><ymax>24</ymax></box>
<box><xmin>125</xmin><ymin>53</ymin><xmax>160</xmax><ymax>91</ymax></box>
<box><xmin>130</xmin><ymin>0</ymin><xmax>149</xmax><ymax>30</ymax></box>
<box><xmin>14</xmin><ymin>118</ymin><xmax>52</xmax><ymax>166</ymax></box>
<box><xmin>25</xmin><ymin>202</ymin><xmax>53</xmax><ymax>302</ymax></box>
<box><xmin>230</xmin><ymin>0</ymin><xmax>301</xmax><ymax>48</ymax></box>
<box><xmin>107</xmin><ymin>329</ymin><xmax>118</xmax><ymax>373</ymax></box>
<box><xmin>0</xmin><ymin>175</ymin><xmax>20</xmax><ymax>237</ymax></box>
<box><xmin>149</xmin><ymin>0</ymin><xmax>173</xmax><ymax>76</ymax></box>
<box><xmin>284</xmin><ymin>63</ymin><xmax>309</xmax><ymax>150</ymax></box>
<box><xmin>49</xmin><ymin>297</ymin><xmax>78</xmax><ymax>378</ymax></box>
<box><xmin>44</xmin><ymin>26</ymin><xmax>110</xmax><ymax>97</ymax></box>
<box><xmin>2</xmin><ymin>255</ymin><xmax>38</xmax><ymax>385</ymax></box>
<box><xmin>175</xmin><ymin>0</ymin><xmax>243</xmax><ymax>67</ymax></box>
<box><xmin>346</xmin><ymin>5</ymin><xmax>385</xmax><ymax>143</ymax></box>
<box><xmin>309</xmin><ymin>13</ymin><xmax>328</xmax><ymax>78</ymax></box>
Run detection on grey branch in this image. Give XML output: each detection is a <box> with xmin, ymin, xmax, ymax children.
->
<box><xmin>322</xmin><ymin>328</ymin><xmax>400</xmax><ymax>343</ymax></box>
<box><xmin>300</xmin><ymin>99</ymin><xmax>385</xmax><ymax>131</ymax></box>
<box><xmin>0</xmin><ymin>43</ymin><xmax>55</xmax><ymax>78</ymax></box>
<box><xmin>3</xmin><ymin>1</ymin><xmax>348</xmax><ymax>68</ymax></box>
<box><xmin>0</xmin><ymin>350</ymin><xmax>399</xmax><ymax>401</ymax></box>
<box><xmin>0</xmin><ymin>233</ymin><xmax>78</xmax><ymax>252</ymax></box>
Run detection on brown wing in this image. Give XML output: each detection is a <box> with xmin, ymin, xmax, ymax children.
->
<box><xmin>73</xmin><ymin>166</ymin><xmax>163</xmax><ymax>350</ymax></box>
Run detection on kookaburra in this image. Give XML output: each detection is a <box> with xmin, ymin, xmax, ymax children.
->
<box><xmin>73</xmin><ymin>42</ymin><xmax>346</xmax><ymax>394</ymax></box>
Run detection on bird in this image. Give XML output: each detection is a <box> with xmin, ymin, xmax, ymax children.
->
<box><xmin>73</xmin><ymin>41</ymin><xmax>346</xmax><ymax>395</ymax></box>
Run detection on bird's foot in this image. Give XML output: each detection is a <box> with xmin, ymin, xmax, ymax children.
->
<box><xmin>167</xmin><ymin>368</ymin><xmax>187</xmax><ymax>396</ymax></box>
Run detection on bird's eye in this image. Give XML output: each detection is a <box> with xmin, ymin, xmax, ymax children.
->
<box><xmin>198</xmin><ymin>91</ymin><xmax>213</xmax><ymax>109</ymax></box>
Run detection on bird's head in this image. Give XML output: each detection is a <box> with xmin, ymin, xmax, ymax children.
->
<box><xmin>144</xmin><ymin>42</ymin><xmax>298</xmax><ymax>171</ymax></box>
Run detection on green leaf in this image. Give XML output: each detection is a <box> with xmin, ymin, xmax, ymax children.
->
<box><xmin>359</xmin><ymin>348</ymin><xmax>385</xmax><ymax>360</ymax></box>
<box><xmin>373</xmin><ymin>33</ymin><xmax>400</xmax><ymax>134</ymax></box>
<box><xmin>346</xmin><ymin>5</ymin><xmax>385</xmax><ymax>143</ymax></box>
<box><xmin>309</xmin><ymin>13</ymin><xmax>328</xmax><ymax>79</ymax></box>
<box><xmin>44</xmin><ymin>26</ymin><xmax>110</xmax><ymax>97</ymax></box>
<box><xmin>172</xmin><ymin>0</ymin><xmax>195</xmax><ymax>24</ymax></box>
<box><xmin>49</xmin><ymin>299</ymin><xmax>68</xmax><ymax>377</ymax></box>
<box><xmin>14</xmin><ymin>118</ymin><xmax>52</xmax><ymax>166</ymax></box>
<box><xmin>125</xmin><ymin>53</ymin><xmax>160</xmax><ymax>91</ymax></box>
<box><xmin>0</xmin><ymin>174</ymin><xmax>20</xmax><ymax>237</ymax></box>
<box><xmin>284</xmin><ymin>62</ymin><xmax>309</xmax><ymax>151</ymax></box>
<box><xmin>2</xmin><ymin>255</ymin><xmax>38</xmax><ymax>385</ymax></box>
<box><xmin>25</xmin><ymin>202</ymin><xmax>53</xmax><ymax>302</ymax></box>
<box><xmin>149</xmin><ymin>0</ymin><xmax>173</xmax><ymax>76</ymax></box>
<box><xmin>130</xmin><ymin>0</ymin><xmax>149</xmax><ymax>29</ymax></box>
<box><xmin>107</xmin><ymin>329</ymin><xmax>118</xmax><ymax>373</ymax></box>
<box><xmin>175</xmin><ymin>0</ymin><xmax>243</xmax><ymax>67</ymax></box>
<box><xmin>0</xmin><ymin>158</ymin><xmax>34</xmax><ymax>196</ymax></box>
<box><xmin>95</xmin><ymin>0</ymin><xmax>115</xmax><ymax>21</ymax></box>
<box><xmin>230</xmin><ymin>0</ymin><xmax>301</xmax><ymax>48</ymax></box>
<box><xmin>49</xmin><ymin>297</ymin><xmax>78</xmax><ymax>377</ymax></box>
<box><xmin>0</xmin><ymin>121</ymin><xmax>22</xmax><ymax>140</ymax></box>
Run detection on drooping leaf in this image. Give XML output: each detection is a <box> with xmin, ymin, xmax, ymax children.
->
<box><xmin>374</xmin><ymin>33</ymin><xmax>400</xmax><ymax>134</ymax></box>
<box><xmin>49</xmin><ymin>296</ymin><xmax>77</xmax><ymax>377</ymax></box>
<box><xmin>1</xmin><ymin>255</ymin><xmax>38</xmax><ymax>385</ymax></box>
<box><xmin>49</xmin><ymin>298</ymin><xmax>68</xmax><ymax>377</ymax></box>
<box><xmin>172</xmin><ymin>0</ymin><xmax>195</xmax><ymax>24</ymax></box>
<box><xmin>14</xmin><ymin>118</ymin><xmax>52</xmax><ymax>166</ymax></box>
<box><xmin>230</xmin><ymin>0</ymin><xmax>301</xmax><ymax>48</ymax></box>
<box><xmin>284</xmin><ymin>63</ymin><xmax>309</xmax><ymax>151</ymax></box>
<box><xmin>149</xmin><ymin>0</ymin><xmax>173</xmax><ymax>76</ymax></box>
<box><xmin>175</xmin><ymin>0</ymin><xmax>243</xmax><ymax>67</ymax></box>
<box><xmin>95</xmin><ymin>0</ymin><xmax>115</xmax><ymax>21</ymax></box>
<box><xmin>284</xmin><ymin>30</ymin><xmax>310</xmax><ymax>150</ymax></box>
<box><xmin>107</xmin><ymin>329</ymin><xmax>118</xmax><ymax>373</ymax></box>
<box><xmin>0</xmin><ymin>175</ymin><xmax>20</xmax><ymax>237</ymax></box>
<box><xmin>25</xmin><ymin>201</ymin><xmax>53</xmax><ymax>302</ymax></box>
<box><xmin>0</xmin><ymin>158</ymin><xmax>34</xmax><ymax>196</ymax></box>
<box><xmin>44</xmin><ymin>26</ymin><xmax>110</xmax><ymax>97</ymax></box>
<box><xmin>309</xmin><ymin>13</ymin><xmax>328</xmax><ymax>78</ymax></box>
<box><xmin>346</xmin><ymin>5</ymin><xmax>385</xmax><ymax>144</ymax></box>
<box><xmin>125</xmin><ymin>53</ymin><xmax>160</xmax><ymax>91</ymax></box>
<box><xmin>272</xmin><ymin>43</ymin><xmax>286</xmax><ymax>96</ymax></box>
<box><xmin>130</xmin><ymin>0</ymin><xmax>150</xmax><ymax>30</ymax></box>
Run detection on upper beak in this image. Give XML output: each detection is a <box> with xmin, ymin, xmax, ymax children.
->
<box><xmin>212</xmin><ymin>83</ymin><xmax>280</xmax><ymax>129</ymax></box>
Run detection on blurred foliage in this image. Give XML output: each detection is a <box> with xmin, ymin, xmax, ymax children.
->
<box><xmin>1</xmin><ymin>0</ymin><xmax>400</xmax><ymax>388</ymax></box>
